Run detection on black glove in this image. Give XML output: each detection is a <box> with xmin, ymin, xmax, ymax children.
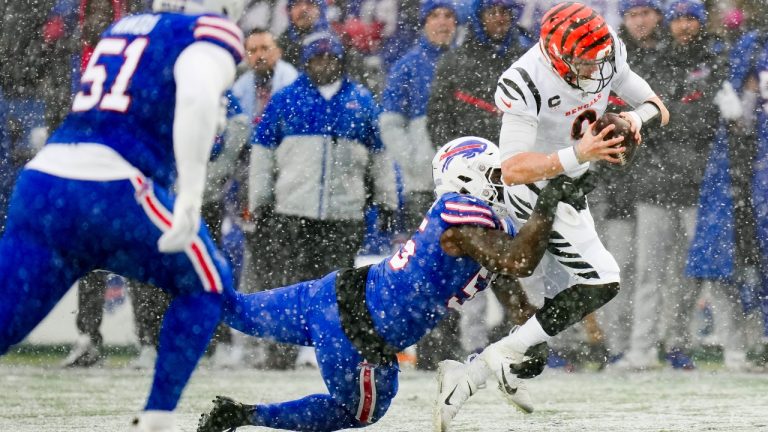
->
<box><xmin>543</xmin><ymin>171</ymin><xmax>599</xmax><ymax>211</ymax></box>
<box><xmin>537</xmin><ymin>175</ymin><xmax>582</xmax><ymax>211</ymax></box>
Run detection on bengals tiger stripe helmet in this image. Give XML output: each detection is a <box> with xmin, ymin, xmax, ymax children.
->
<box><xmin>540</xmin><ymin>2</ymin><xmax>615</xmax><ymax>94</ymax></box>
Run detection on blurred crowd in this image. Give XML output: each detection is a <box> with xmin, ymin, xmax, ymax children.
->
<box><xmin>1</xmin><ymin>0</ymin><xmax>768</xmax><ymax>373</ymax></box>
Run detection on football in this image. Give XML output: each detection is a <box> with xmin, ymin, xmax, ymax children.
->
<box><xmin>592</xmin><ymin>112</ymin><xmax>639</xmax><ymax>169</ymax></box>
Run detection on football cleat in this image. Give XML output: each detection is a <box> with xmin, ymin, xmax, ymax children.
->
<box><xmin>198</xmin><ymin>396</ymin><xmax>253</xmax><ymax>432</ymax></box>
<box><xmin>434</xmin><ymin>359</ymin><xmax>480</xmax><ymax>432</ymax></box>
<box><xmin>478</xmin><ymin>328</ymin><xmax>548</xmax><ymax>414</ymax></box>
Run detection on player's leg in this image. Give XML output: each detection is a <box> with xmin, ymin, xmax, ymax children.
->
<box><xmin>0</xmin><ymin>230</ymin><xmax>84</xmax><ymax>353</ymax></box>
<box><xmin>0</xmin><ymin>172</ymin><xmax>86</xmax><ymax>353</ymax></box>
<box><xmin>200</xmin><ymin>273</ymin><xmax>400</xmax><ymax>432</ymax></box>
<box><xmin>62</xmin><ymin>271</ymin><xmax>107</xmax><ymax>368</ymax></box>
<box><xmin>102</xmin><ymin>176</ymin><xmax>234</xmax><ymax>419</ymax></box>
<box><xmin>491</xmin><ymin>187</ymin><xmax>617</xmax><ymax>357</ymax></box>
<box><xmin>221</xmin><ymin>279</ymin><xmax>319</xmax><ymax>346</ymax></box>
<box><xmin>661</xmin><ymin>207</ymin><xmax>699</xmax><ymax>369</ymax></box>
<box><xmin>233</xmin><ymin>359</ymin><xmax>398</xmax><ymax>431</ymax></box>
<box><xmin>437</xmin><ymin>184</ymin><xmax>621</xmax><ymax>427</ymax></box>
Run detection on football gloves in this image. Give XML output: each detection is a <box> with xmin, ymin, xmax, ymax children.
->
<box><xmin>538</xmin><ymin>172</ymin><xmax>597</xmax><ymax>211</ymax></box>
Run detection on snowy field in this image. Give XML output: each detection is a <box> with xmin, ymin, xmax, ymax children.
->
<box><xmin>2</xmin><ymin>356</ymin><xmax>768</xmax><ymax>432</ymax></box>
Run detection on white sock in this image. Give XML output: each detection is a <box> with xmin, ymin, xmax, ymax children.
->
<box><xmin>514</xmin><ymin>316</ymin><xmax>552</xmax><ymax>349</ymax></box>
<box><xmin>469</xmin><ymin>317</ymin><xmax>552</xmax><ymax>386</ymax></box>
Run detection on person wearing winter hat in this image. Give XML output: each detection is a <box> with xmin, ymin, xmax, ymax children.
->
<box><xmin>598</xmin><ymin>0</ymin><xmax>668</xmax><ymax>372</ymax></box>
<box><xmin>382</xmin><ymin>0</ymin><xmax>458</xmax><ymax>229</ymax></box>
<box><xmin>619</xmin><ymin>0</ymin><xmax>662</xmax><ymax>17</ymax></box>
<box><xmin>427</xmin><ymin>0</ymin><xmax>532</xmax><ymax>148</ymax></box>
<box><xmin>614</xmin><ymin>0</ymin><xmax>734</xmax><ymax>373</ymax></box>
<box><xmin>277</xmin><ymin>0</ymin><xmax>329</xmax><ymax>66</ymax></box>
<box><xmin>380</xmin><ymin>0</ymin><xmax>462</xmax><ymax>370</ymax></box>
<box><xmin>665</xmin><ymin>0</ymin><xmax>707</xmax><ymax>42</ymax></box>
<box><xmin>244</xmin><ymin>22</ymin><xmax>397</xmax><ymax>371</ymax></box>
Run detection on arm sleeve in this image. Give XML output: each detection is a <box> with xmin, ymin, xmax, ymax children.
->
<box><xmin>369</xmin><ymin>104</ymin><xmax>398</xmax><ymax>209</ymax></box>
<box><xmin>379</xmin><ymin>111</ymin><xmax>409</xmax><ymax>165</ymax></box>
<box><xmin>494</xmin><ymin>67</ymin><xmax>540</xmax><ymax>161</ymax></box>
<box><xmin>173</xmin><ymin>41</ymin><xmax>236</xmax><ymax>205</ymax></box>
<box><xmin>248</xmin><ymin>144</ymin><xmax>275</xmax><ymax>211</ymax></box>
<box><xmin>498</xmin><ymin>113</ymin><xmax>539</xmax><ymax>162</ymax></box>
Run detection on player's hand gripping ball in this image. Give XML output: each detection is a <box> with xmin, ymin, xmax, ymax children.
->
<box><xmin>593</xmin><ymin>112</ymin><xmax>639</xmax><ymax>169</ymax></box>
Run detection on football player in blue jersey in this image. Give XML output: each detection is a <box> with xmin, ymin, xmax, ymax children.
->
<box><xmin>197</xmin><ymin>136</ymin><xmax>594</xmax><ymax>432</ymax></box>
<box><xmin>0</xmin><ymin>1</ymin><xmax>246</xmax><ymax>430</ymax></box>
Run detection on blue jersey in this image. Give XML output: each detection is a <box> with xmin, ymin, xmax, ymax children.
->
<box><xmin>366</xmin><ymin>192</ymin><xmax>515</xmax><ymax>348</ymax></box>
<box><xmin>48</xmin><ymin>12</ymin><xmax>243</xmax><ymax>188</ymax></box>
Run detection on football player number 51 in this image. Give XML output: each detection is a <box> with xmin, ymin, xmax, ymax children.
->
<box><xmin>73</xmin><ymin>37</ymin><xmax>148</xmax><ymax>113</ymax></box>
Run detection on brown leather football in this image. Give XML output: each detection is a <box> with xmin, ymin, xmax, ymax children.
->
<box><xmin>592</xmin><ymin>112</ymin><xmax>639</xmax><ymax>169</ymax></box>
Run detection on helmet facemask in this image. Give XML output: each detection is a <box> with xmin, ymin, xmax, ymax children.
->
<box><xmin>562</xmin><ymin>46</ymin><xmax>615</xmax><ymax>94</ymax></box>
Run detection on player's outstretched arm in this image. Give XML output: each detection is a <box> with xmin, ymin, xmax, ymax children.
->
<box><xmin>441</xmin><ymin>176</ymin><xmax>582</xmax><ymax>276</ymax></box>
<box><xmin>500</xmin><ymin>120</ymin><xmax>624</xmax><ymax>185</ymax></box>
<box><xmin>158</xmin><ymin>42</ymin><xmax>236</xmax><ymax>253</ymax></box>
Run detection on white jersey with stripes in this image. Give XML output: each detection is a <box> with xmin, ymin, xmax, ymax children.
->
<box><xmin>494</xmin><ymin>28</ymin><xmax>654</xmax><ymax>177</ymax></box>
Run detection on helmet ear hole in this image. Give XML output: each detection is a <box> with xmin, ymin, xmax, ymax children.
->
<box><xmin>458</xmin><ymin>175</ymin><xmax>472</xmax><ymax>183</ymax></box>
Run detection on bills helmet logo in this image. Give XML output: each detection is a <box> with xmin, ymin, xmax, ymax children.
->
<box><xmin>439</xmin><ymin>140</ymin><xmax>488</xmax><ymax>172</ymax></box>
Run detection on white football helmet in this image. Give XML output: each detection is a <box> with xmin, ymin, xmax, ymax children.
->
<box><xmin>432</xmin><ymin>136</ymin><xmax>507</xmax><ymax>217</ymax></box>
<box><xmin>152</xmin><ymin>0</ymin><xmax>246</xmax><ymax>20</ymax></box>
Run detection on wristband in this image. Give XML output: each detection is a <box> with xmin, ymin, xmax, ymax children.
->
<box><xmin>557</xmin><ymin>146</ymin><xmax>581</xmax><ymax>172</ymax></box>
<box><xmin>632</xmin><ymin>101</ymin><xmax>661</xmax><ymax>125</ymax></box>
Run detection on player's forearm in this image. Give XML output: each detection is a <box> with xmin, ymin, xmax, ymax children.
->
<box><xmin>501</xmin><ymin>152</ymin><xmax>567</xmax><ymax>185</ymax></box>
<box><xmin>455</xmin><ymin>204</ymin><xmax>556</xmax><ymax>277</ymax></box>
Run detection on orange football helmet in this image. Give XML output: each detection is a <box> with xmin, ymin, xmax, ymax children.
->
<box><xmin>540</xmin><ymin>2</ymin><xmax>615</xmax><ymax>93</ymax></box>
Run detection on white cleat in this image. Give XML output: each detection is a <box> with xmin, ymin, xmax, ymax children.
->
<box><xmin>434</xmin><ymin>360</ymin><xmax>479</xmax><ymax>432</ymax></box>
<box><xmin>478</xmin><ymin>344</ymin><xmax>534</xmax><ymax>414</ymax></box>
<box><xmin>477</xmin><ymin>328</ymin><xmax>548</xmax><ymax>414</ymax></box>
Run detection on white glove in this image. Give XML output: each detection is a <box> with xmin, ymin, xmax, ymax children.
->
<box><xmin>715</xmin><ymin>81</ymin><xmax>743</xmax><ymax>121</ymax></box>
<box><xmin>157</xmin><ymin>193</ymin><xmax>202</xmax><ymax>253</ymax></box>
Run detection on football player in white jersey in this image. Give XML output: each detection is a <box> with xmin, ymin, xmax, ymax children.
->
<box><xmin>434</xmin><ymin>2</ymin><xmax>670</xmax><ymax>430</ymax></box>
